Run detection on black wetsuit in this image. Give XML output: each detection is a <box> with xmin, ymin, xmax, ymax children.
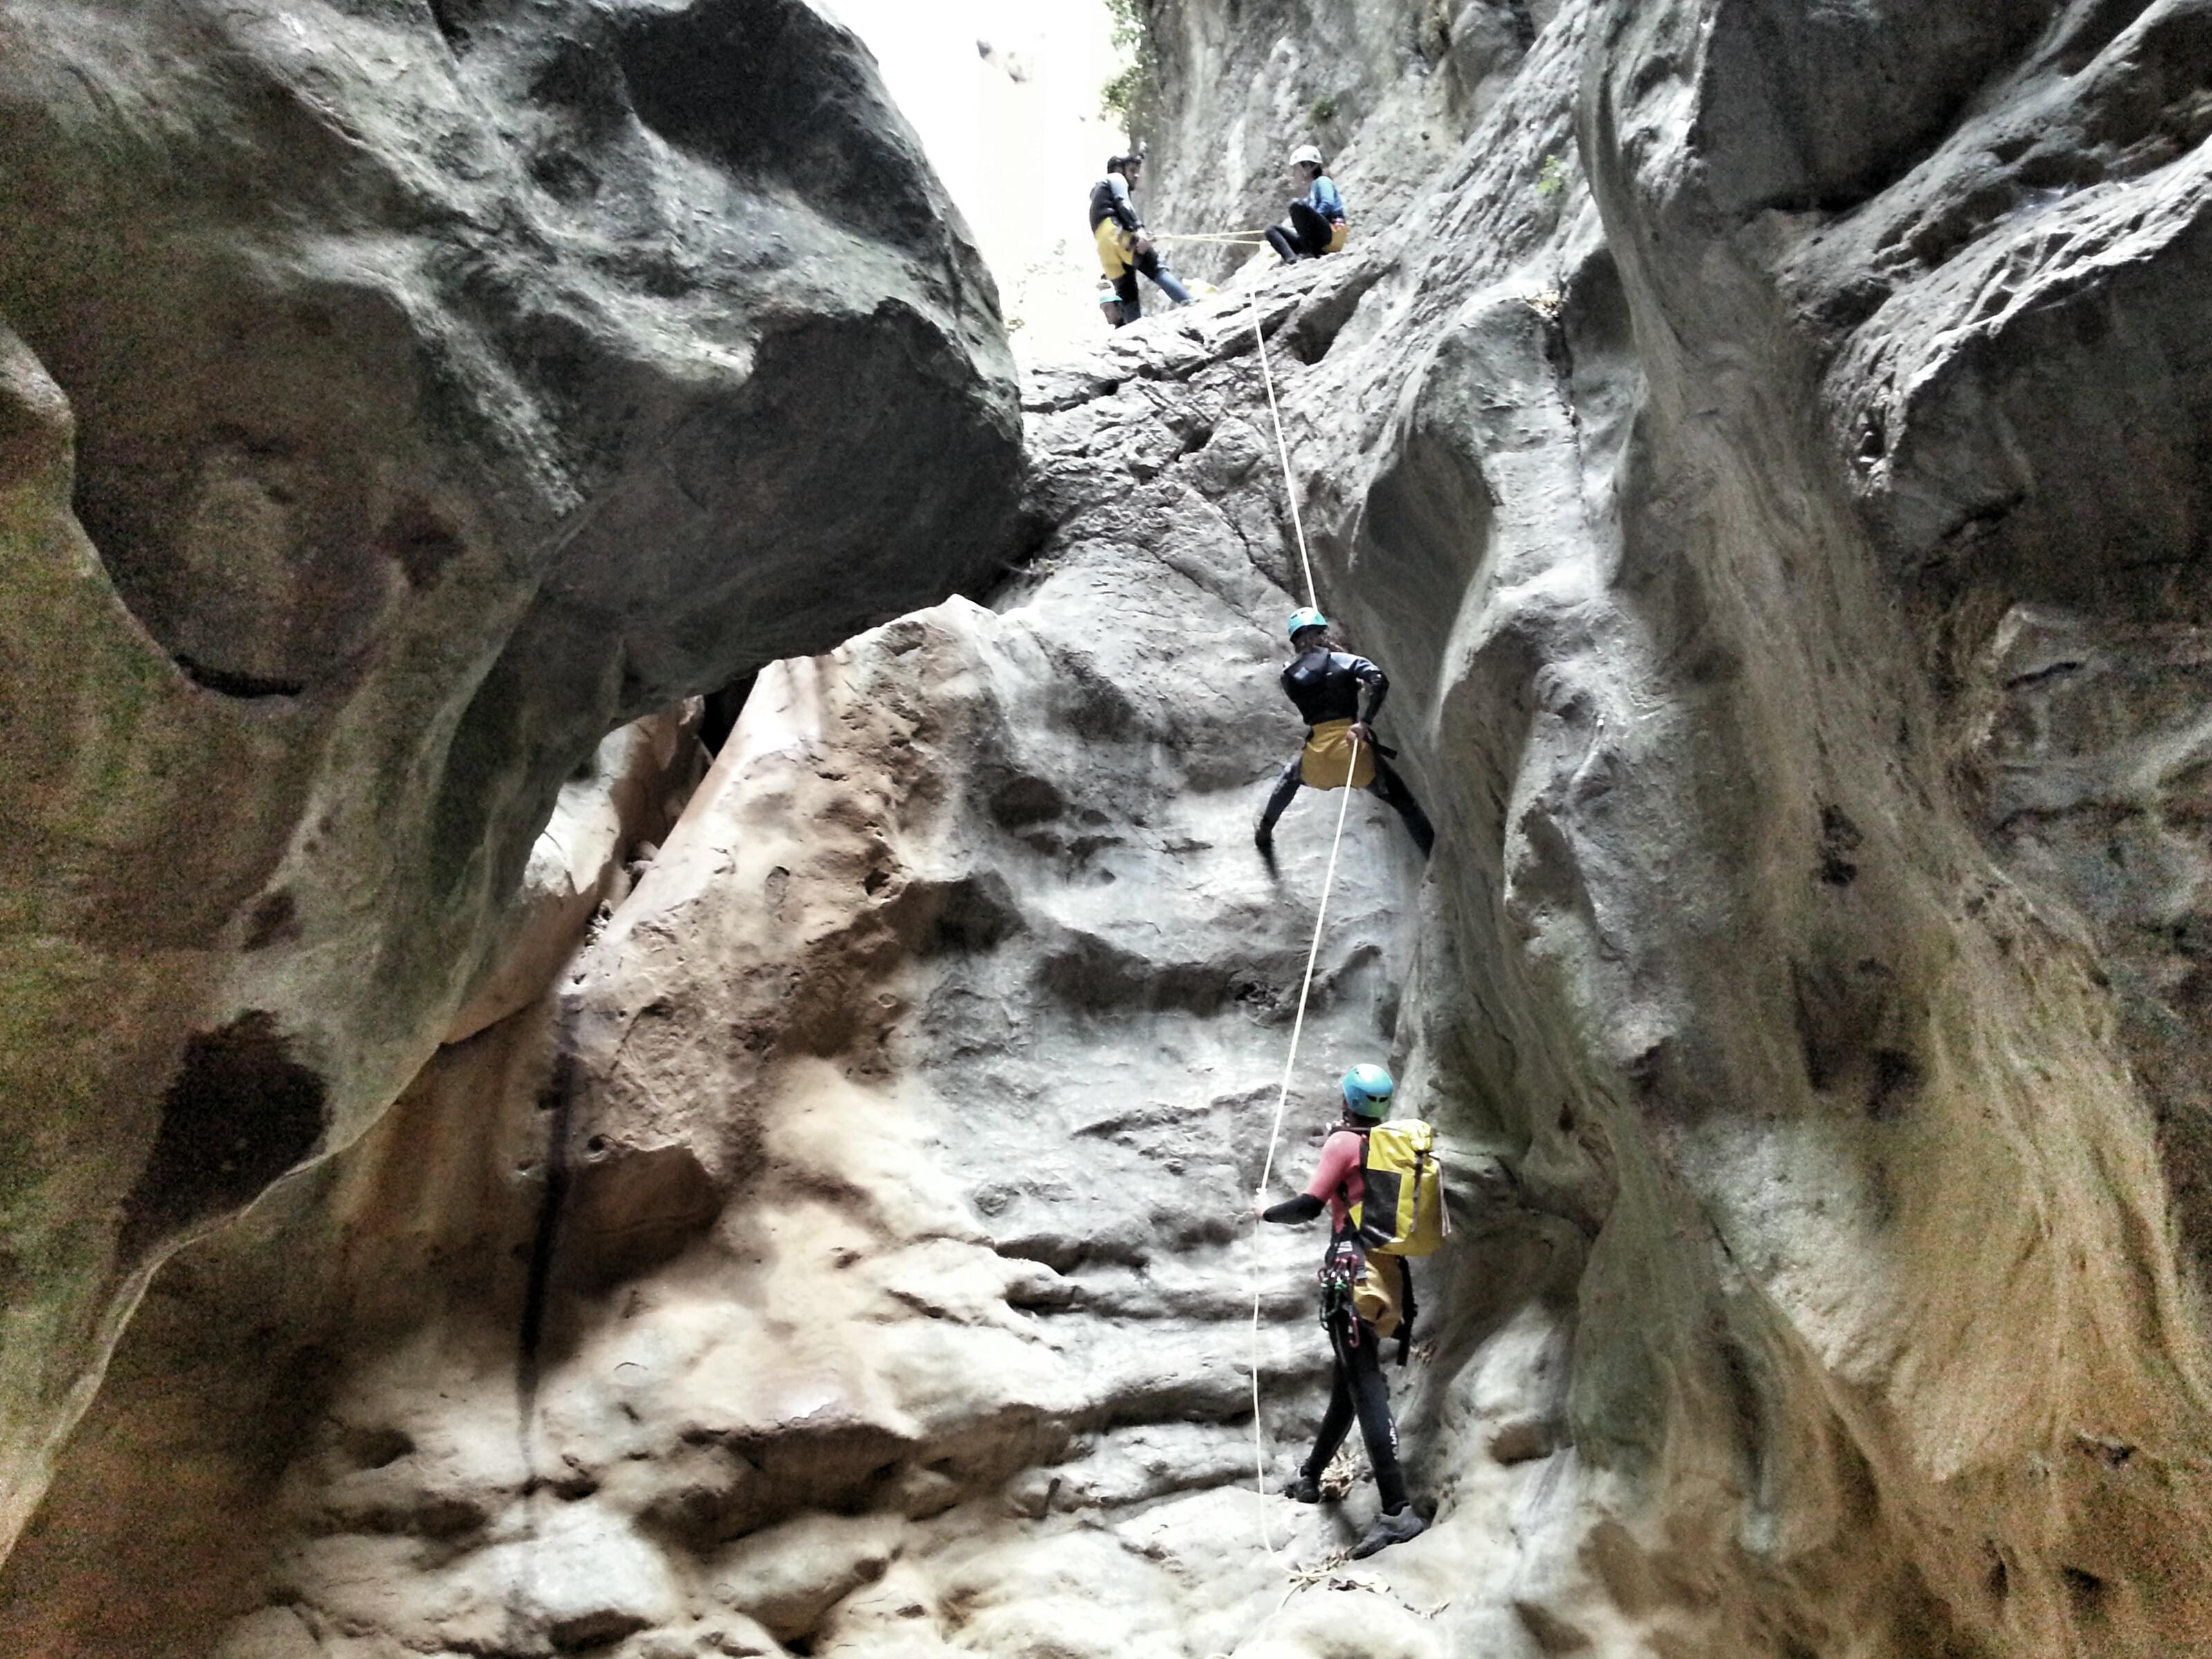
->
<box><xmin>1284</xmin><ymin>648</ymin><xmax>1385</xmax><ymax>727</ymax></box>
<box><xmin>1257</xmin><ymin>649</ymin><xmax>1435</xmax><ymax>855</ymax></box>
<box><xmin>1266</xmin><ymin>202</ymin><xmax>1340</xmax><ymax>264</ymax></box>
<box><xmin>1266</xmin><ymin>176</ymin><xmax>1346</xmax><ymax>264</ymax></box>
<box><xmin>1262</xmin><ymin>1185</ymin><xmax>1414</xmax><ymax>1511</ymax></box>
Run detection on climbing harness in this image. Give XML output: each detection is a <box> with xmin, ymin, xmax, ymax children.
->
<box><xmin>1298</xmin><ymin>717</ymin><xmax>1375</xmax><ymax>791</ymax></box>
<box><xmin>1318</xmin><ymin>1238</ymin><xmax>1362</xmax><ymax>1332</ymax></box>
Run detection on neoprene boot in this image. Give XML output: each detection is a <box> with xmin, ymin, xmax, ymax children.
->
<box><xmin>1283</xmin><ymin>1469</ymin><xmax>1322</xmax><ymax>1503</ymax></box>
<box><xmin>1351</xmin><ymin>1505</ymin><xmax>1426</xmax><ymax>1559</ymax></box>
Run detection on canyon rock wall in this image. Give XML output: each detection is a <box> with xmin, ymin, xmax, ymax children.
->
<box><xmin>1273</xmin><ymin>0</ymin><xmax>2212</xmax><ymax>1650</ymax></box>
<box><xmin>0</xmin><ymin>308</ymin><xmax>1499</xmax><ymax>1658</ymax></box>
<box><xmin>9</xmin><ymin>1</ymin><xmax>2212</xmax><ymax>1657</ymax></box>
<box><xmin>1547</xmin><ymin>1</ymin><xmax>2212</xmax><ymax>1648</ymax></box>
<box><xmin>0</xmin><ymin>0</ymin><xmax>1021</xmax><ymax>1549</ymax></box>
<box><xmin>1138</xmin><ymin>0</ymin><xmax>1561</xmax><ymax>284</ymax></box>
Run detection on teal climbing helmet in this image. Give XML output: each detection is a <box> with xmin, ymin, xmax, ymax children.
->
<box><xmin>1287</xmin><ymin>607</ymin><xmax>1327</xmax><ymax>640</ymax></box>
<box><xmin>1340</xmin><ymin>1063</ymin><xmax>1394</xmax><ymax>1117</ymax></box>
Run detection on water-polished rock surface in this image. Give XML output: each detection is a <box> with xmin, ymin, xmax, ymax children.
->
<box><xmin>8</xmin><ymin>1</ymin><xmax>2212</xmax><ymax>1656</ymax></box>
<box><xmin>0</xmin><ymin>0</ymin><xmax>1020</xmax><ymax>1549</ymax></box>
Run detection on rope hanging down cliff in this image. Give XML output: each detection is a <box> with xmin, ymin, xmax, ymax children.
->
<box><xmin>1248</xmin><ymin>291</ymin><xmax>1320</xmax><ymax>614</ymax></box>
<box><xmin>1154</xmin><ymin>230</ymin><xmax>1271</xmax><ymax>246</ymax></box>
<box><xmin>1241</xmin><ymin>286</ymin><xmax>1354</xmax><ymax>1555</ymax></box>
<box><xmin>1247</xmin><ymin>726</ymin><xmax>1360</xmax><ymax>1555</ymax></box>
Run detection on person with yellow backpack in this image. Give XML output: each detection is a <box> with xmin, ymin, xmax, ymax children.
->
<box><xmin>1255</xmin><ymin>608</ymin><xmax>1435</xmax><ymax>858</ymax></box>
<box><xmin>1257</xmin><ymin>1063</ymin><xmax>1446</xmax><ymax>1558</ymax></box>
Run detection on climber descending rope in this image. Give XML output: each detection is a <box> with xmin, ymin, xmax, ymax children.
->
<box><xmin>1257</xmin><ymin>613</ymin><xmax>1435</xmax><ymax>860</ymax></box>
<box><xmin>1243</xmin><ymin>739</ymin><xmax>1358</xmax><ymax>1557</ymax></box>
<box><xmin>1235</xmin><ymin>281</ymin><xmax>1437</xmax><ymax>1562</ymax></box>
<box><xmin>1257</xmin><ymin>1063</ymin><xmax>1438</xmax><ymax>1561</ymax></box>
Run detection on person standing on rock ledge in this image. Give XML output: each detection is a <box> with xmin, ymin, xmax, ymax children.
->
<box><xmin>1255</xmin><ymin>608</ymin><xmax>1435</xmax><ymax>858</ymax></box>
<box><xmin>1090</xmin><ymin>153</ymin><xmax>1194</xmax><ymax>326</ymax></box>
<box><xmin>1255</xmin><ymin>1063</ymin><xmax>1428</xmax><ymax>1559</ymax></box>
<box><xmin>1264</xmin><ymin>145</ymin><xmax>1349</xmax><ymax>264</ymax></box>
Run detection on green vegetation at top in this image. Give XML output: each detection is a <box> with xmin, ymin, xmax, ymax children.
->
<box><xmin>1100</xmin><ymin>0</ymin><xmax>1158</xmax><ymax>141</ymax></box>
<box><xmin>1105</xmin><ymin>0</ymin><xmax>1143</xmax><ymax>55</ymax></box>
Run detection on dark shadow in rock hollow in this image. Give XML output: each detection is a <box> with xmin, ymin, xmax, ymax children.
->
<box><xmin>120</xmin><ymin>1013</ymin><xmax>327</xmax><ymax>1258</ymax></box>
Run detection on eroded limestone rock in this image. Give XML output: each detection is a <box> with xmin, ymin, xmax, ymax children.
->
<box><xmin>1141</xmin><ymin>0</ymin><xmax>1560</xmax><ymax>286</ymax></box>
<box><xmin>0</xmin><ymin>0</ymin><xmax>1020</xmax><ymax>1546</ymax></box>
<box><xmin>444</xmin><ymin>704</ymin><xmax>706</xmax><ymax>1047</ymax></box>
<box><xmin>11</xmin><ymin>1</ymin><xmax>2212</xmax><ymax>1656</ymax></box>
<box><xmin>0</xmin><ymin>349</ymin><xmax>1504</xmax><ymax>1652</ymax></box>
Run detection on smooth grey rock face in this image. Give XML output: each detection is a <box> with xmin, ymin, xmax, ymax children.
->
<box><xmin>1756</xmin><ymin>0</ymin><xmax>2212</xmax><ymax>1290</ymax></box>
<box><xmin>11</xmin><ymin>0</ymin><xmax>2212</xmax><ymax>1656</ymax></box>
<box><xmin>1139</xmin><ymin>0</ymin><xmax>1545</xmax><ymax>285</ymax></box>
<box><xmin>0</xmin><ymin>307</ymin><xmax>1484</xmax><ymax>1655</ymax></box>
<box><xmin>0</xmin><ymin>0</ymin><xmax>1019</xmax><ymax>1550</ymax></box>
<box><xmin>1536</xmin><ymin>0</ymin><xmax>2212</xmax><ymax>1651</ymax></box>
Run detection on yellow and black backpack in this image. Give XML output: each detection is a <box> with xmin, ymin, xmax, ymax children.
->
<box><xmin>1351</xmin><ymin>1120</ymin><xmax>1447</xmax><ymax>1256</ymax></box>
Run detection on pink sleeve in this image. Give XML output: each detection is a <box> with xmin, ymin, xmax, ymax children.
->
<box><xmin>1304</xmin><ymin>1131</ymin><xmax>1360</xmax><ymax>1201</ymax></box>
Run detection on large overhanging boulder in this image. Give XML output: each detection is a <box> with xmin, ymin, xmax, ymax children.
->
<box><xmin>9</xmin><ymin>0</ymin><xmax>2212</xmax><ymax>1651</ymax></box>
<box><xmin>0</xmin><ymin>0</ymin><xmax>1019</xmax><ymax>1552</ymax></box>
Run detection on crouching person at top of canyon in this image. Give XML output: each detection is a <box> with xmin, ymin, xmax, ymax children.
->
<box><xmin>1264</xmin><ymin>144</ymin><xmax>1349</xmax><ymax>265</ymax></box>
<box><xmin>1256</xmin><ymin>608</ymin><xmax>1435</xmax><ymax>859</ymax></box>
<box><xmin>1258</xmin><ymin>1063</ymin><xmax>1445</xmax><ymax>1559</ymax></box>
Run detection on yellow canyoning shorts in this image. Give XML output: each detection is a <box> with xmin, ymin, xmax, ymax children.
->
<box><xmin>1095</xmin><ymin>217</ymin><xmax>1134</xmax><ymax>278</ymax></box>
<box><xmin>1327</xmin><ymin>220</ymin><xmax>1350</xmax><ymax>254</ymax></box>
<box><xmin>1300</xmin><ymin>718</ymin><xmax>1375</xmax><ymax>791</ymax></box>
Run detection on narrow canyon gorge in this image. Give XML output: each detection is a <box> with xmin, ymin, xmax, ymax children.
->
<box><xmin>3</xmin><ymin>2</ymin><xmax>2210</xmax><ymax>1656</ymax></box>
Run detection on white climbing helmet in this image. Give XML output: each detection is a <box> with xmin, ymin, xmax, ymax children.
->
<box><xmin>1289</xmin><ymin>144</ymin><xmax>1325</xmax><ymax>169</ymax></box>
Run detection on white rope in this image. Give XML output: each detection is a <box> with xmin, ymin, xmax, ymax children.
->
<box><xmin>1233</xmin><ymin>265</ymin><xmax>1354</xmax><ymax>1558</ymax></box>
<box><xmin>1248</xmin><ymin>291</ymin><xmax>1318</xmax><ymax>612</ymax></box>
<box><xmin>1246</xmin><ymin>733</ymin><xmax>1360</xmax><ymax>1554</ymax></box>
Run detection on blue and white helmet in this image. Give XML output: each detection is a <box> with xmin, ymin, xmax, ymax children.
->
<box><xmin>1287</xmin><ymin>607</ymin><xmax>1327</xmax><ymax>641</ymax></box>
<box><xmin>1340</xmin><ymin>1063</ymin><xmax>1394</xmax><ymax>1117</ymax></box>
